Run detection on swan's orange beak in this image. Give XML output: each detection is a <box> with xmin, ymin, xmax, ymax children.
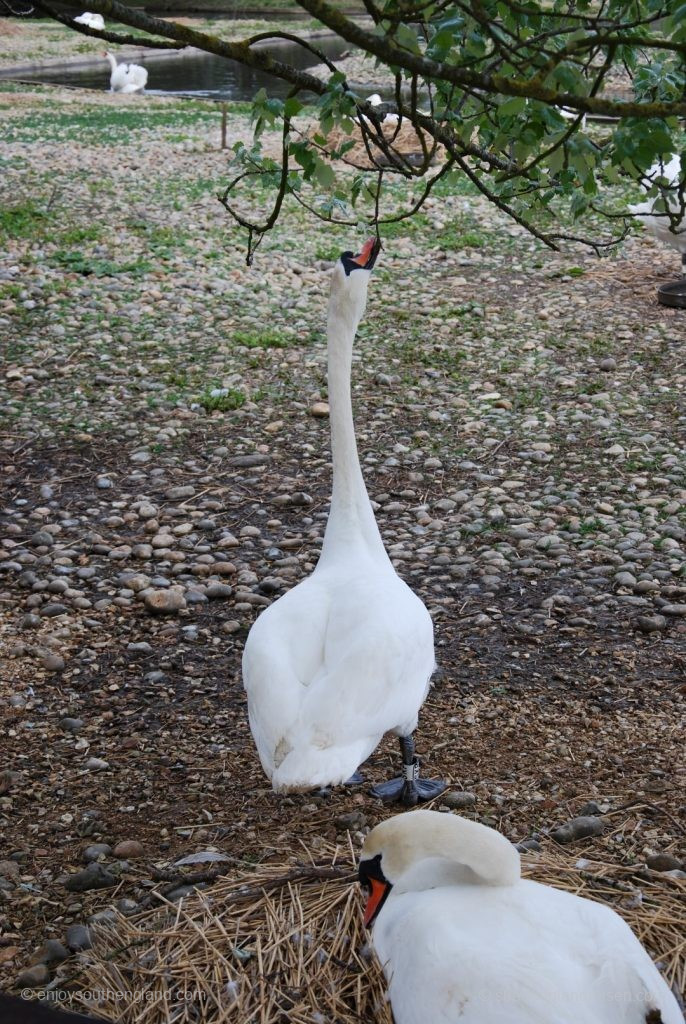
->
<box><xmin>352</xmin><ymin>236</ymin><xmax>381</xmax><ymax>270</ymax></box>
<box><xmin>363</xmin><ymin>878</ymin><xmax>391</xmax><ymax>927</ymax></box>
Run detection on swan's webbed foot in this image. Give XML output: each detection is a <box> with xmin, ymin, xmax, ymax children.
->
<box><xmin>369</xmin><ymin>776</ymin><xmax>405</xmax><ymax>802</ymax></box>
<box><xmin>369</xmin><ymin>735</ymin><xmax>446</xmax><ymax>805</ymax></box>
<box><xmin>370</xmin><ymin>771</ymin><xmax>445</xmax><ymax>806</ymax></box>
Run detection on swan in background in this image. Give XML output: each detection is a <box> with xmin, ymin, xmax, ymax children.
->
<box><xmin>104</xmin><ymin>51</ymin><xmax>148</xmax><ymax>94</ymax></box>
<box><xmin>242</xmin><ymin>238</ymin><xmax>444</xmax><ymax>804</ymax></box>
<box><xmin>630</xmin><ymin>155</ymin><xmax>686</xmax><ymax>260</ymax></box>
<box><xmin>74</xmin><ymin>11</ymin><xmax>105</xmax><ymax>29</ymax></box>
<box><xmin>362</xmin><ymin>93</ymin><xmax>399</xmax><ymax>127</ymax></box>
<box><xmin>359</xmin><ymin>811</ymin><xmax>685</xmax><ymax>1024</ymax></box>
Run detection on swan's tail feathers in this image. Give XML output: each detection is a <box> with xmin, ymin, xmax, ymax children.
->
<box><xmin>271</xmin><ymin>738</ymin><xmax>375</xmax><ymax>793</ymax></box>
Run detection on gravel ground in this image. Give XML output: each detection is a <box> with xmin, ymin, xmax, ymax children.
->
<box><xmin>0</xmin><ymin>67</ymin><xmax>685</xmax><ymax>1003</ymax></box>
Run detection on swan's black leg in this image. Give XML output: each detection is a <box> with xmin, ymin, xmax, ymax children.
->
<box><xmin>344</xmin><ymin>770</ymin><xmax>364</xmax><ymax>785</ymax></box>
<box><xmin>370</xmin><ymin>735</ymin><xmax>446</xmax><ymax>806</ymax></box>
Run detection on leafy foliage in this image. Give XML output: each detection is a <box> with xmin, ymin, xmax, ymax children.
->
<box><xmin>39</xmin><ymin>0</ymin><xmax>686</xmax><ymax>254</ymax></box>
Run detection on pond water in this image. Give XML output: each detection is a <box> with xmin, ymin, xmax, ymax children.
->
<box><xmin>15</xmin><ymin>35</ymin><xmax>352</xmax><ymax>101</ymax></box>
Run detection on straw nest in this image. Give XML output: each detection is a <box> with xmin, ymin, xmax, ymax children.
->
<box><xmin>51</xmin><ymin>843</ymin><xmax>684</xmax><ymax>1024</ymax></box>
<box><xmin>325</xmin><ymin>121</ymin><xmax>444</xmax><ymax>170</ymax></box>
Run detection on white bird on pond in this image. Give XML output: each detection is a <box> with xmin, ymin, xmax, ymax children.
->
<box><xmin>359</xmin><ymin>810</ymin><xmax>685</xmax><ymax>1024</ymax></box>
<box><xmin>630</xmin><ymin>155</ymin><xmax>686</xmax><ymax>258</ymax></box>
<box><xmin>74</xmin><ymin>11</ymin><xmax>105</xmax><ymax>29</ymax></box>
<box><xmin>104</xmin><ymin>51</ymin><xmax>148</xmax><ymax>94</ymax></box>
<box><xmin>242</xmin><ymin>238</ymin><xmax>445</xmax><ymax>804</ymax></box>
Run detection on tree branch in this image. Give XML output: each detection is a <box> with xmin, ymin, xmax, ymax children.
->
<box><xmin>294</xmin><ymin>0</ymin><xmax>686</xmax><ymax>118</ymax></box>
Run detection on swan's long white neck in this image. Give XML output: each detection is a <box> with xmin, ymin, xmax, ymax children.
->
<box><xmin>106</xmin><ymin>52</ymin><xmax>118</xmax><ymax>72</ymax></box>
<box><xmin>318</xmin><ymin>285</ymin><xmax>390</xmax><ymax>568</ymax></box>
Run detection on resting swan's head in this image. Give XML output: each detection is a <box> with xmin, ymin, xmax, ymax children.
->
<box><xmin>328</xmin><ymin>236</ymin><xmax>381</xmax><ymax>333</ymax></box>
<box><xmin>359</xmin><ymin>810</ymin><xmax>521</xmax><ymax>927</ymax></box>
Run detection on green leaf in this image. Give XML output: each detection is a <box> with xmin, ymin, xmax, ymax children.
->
<box><xmin>284</xmin><ymin>97</ymin><xmax>303</xmax><ymax>119</ymax></box>
<box><xmin>498</xmin><ymin>96</ymin><xmax>527</xmax><ymax>117</ymax></box>
<box><xmin>395</xmin><ymin>22</ymin><xmax>421</xmax><ymax>54</ymax></box>
<box><xmin>314</xmin><ymin>160</ymin><xmax>335</xmax><ymax>189</ymax></box>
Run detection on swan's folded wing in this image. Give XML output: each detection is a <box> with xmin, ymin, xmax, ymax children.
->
<box><xmin>242</xmin><ymin>580</ymin><xmax>330</xmax><ymax>776</ymax></box>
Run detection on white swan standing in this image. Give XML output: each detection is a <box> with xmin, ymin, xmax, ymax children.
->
<box><xmin>74</xmin><ymin>11</ymin><xmax>105</xmax><ymax>29</ymax></box>
<box><xmin>359</xmin><ymin>811</ymin><xmax>684</xmax><ymax>1024</ymax></box>
<box><xmin>630</xmin><ymin>156</ymin><xmax>686</xmax><ymax>260</ymax></box>
<box><xmin>104</xmin><ymin>51</ymin><xmax>148</xmax><ymax>94</ymax></box>
<box><xmin>242</xmin><ymin>238</ymin><xmax>445</xmax><ymax>804</ymax></box>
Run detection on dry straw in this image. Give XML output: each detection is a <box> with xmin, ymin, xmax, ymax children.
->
<box><xmin>325</xmin><ymin>121</ymin><xmax>443</xmax><ymax>170</ymax></box>
<box><xmin>59</xmin><ymin>843</ymin><xmax>684</xmax><ymax>1024</ymax></box>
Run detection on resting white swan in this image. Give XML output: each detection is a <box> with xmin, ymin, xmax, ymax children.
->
<box><xmin>242</xmin><ymin>238</ymin><xmax>444</xmax><ymax>803</ymax></box>
<box><xmin>74</xmin><ymin>11</ymin><xmax>105</xmax><ymax>29</ymax></box>
<box><xmin>362</xmin><ymin>93</ymin><xmax>399</xmax><ymax>127</ymax></box>
<box><xmin>359</xmin><ymin>811</ymin><xmax>684</xmax><ymax>1024</ymax></box>
<box><xmin>104</xmin><ymin>51</ymin><xmax>148</xmax><ymax>94</ymax></box>
<box><xmin>630</xmin><ymin>156</ymin><xmax>686</xmax><ymax>257</ymax></box>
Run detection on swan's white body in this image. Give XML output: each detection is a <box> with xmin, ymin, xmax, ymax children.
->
<box><xmin>74</xmin><ymin>11</ymin><xmax>105</xmax><ymax>29</ymax></box>
<box><xmin>242</xmin><ymin>245</ymin><xmax>434</xmax><ymax>792</ymax></box>
<box><xmin>361</xmin><ymin>812</ymin><xmax>684</xmax><ymax>1024</ymax></box>
<box><xmin>105</xmin><ymin>51</ymin><xmax>148</xmax><ymax>94</ymax></box>
<box><xmin>630</xmin><ymin>156</ymin><xmax>686</xmax><ymax>253</ymax></box>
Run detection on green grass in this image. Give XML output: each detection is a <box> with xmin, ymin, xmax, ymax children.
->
<box><xmin>52</xmin><ymin>250</ymin><xmax>152</xmax><ymax>277</ymax></box>
<box><xmin>233</xmin><ymin>328</ymin><xmax>291</xmax><ymax>349</ymax></box>
<box><xmin>0</xmin><ymin>204</ymin><xmax>106</xmax><ymax>247</ymax></box>
<box><xmin>314</xmin><ymin>242</ymin><xmax>342</xmax><ymax>261</ymax></box>
<box><xmin>2</xmin><ymin>103</ymin><xmax>225</xmax><ymax>146</ymax></box>
<box><xmin>379</xmin><ymin>211</ymin><xmax>493</xmax><ymax>252</ymax></box>
<box><xmin>0</xmin><ymin>201</ymin><xmax>48</xmax><ymax>243</ymax></box>
<box><xmin>198</xmin><ymin>387</ymin><xmax>246</xmax><ymax>412</ymax></box>
<box><xmin>0</xmin><ymin>283</ymin><xmax>23</xmax><ymax>300</ymax></box>
<box><xmin>445</xmin><ymin>229</ymin><xmax>485</xmax><ymax>248</ymax></box>
<box><xmin>60</xmin><ymin>225</ymin><xmax>101</xmax><ymax>245</ymax></box>
<box><xmin>578</xmin><ymin>517</ymin><xmax>604</xmax><ymax>535</ymax></box>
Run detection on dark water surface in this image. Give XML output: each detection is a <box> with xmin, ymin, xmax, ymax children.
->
<box><xmin>16</xmin><ymin>35</ymin><xmax>351</xmax><ymax>100</ymax></box>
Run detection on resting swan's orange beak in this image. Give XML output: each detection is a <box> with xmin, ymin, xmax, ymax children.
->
<box><xmin>363</xmin><ymin>877</ymin><xmax>391</xmax><ymax>927</ymax></box>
